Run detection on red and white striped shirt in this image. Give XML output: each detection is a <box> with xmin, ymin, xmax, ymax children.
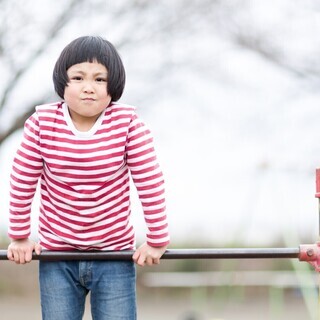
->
<box><xmin>8</xmin><ymin>102</ymin><xmax>170</xmax><ymax>251</ymax></box>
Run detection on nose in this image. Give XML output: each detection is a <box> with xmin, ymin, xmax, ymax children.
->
<box><xmin>82</xmin><ymin>81</ymin><xmax>94</xmax><ymax>93</ymax></box>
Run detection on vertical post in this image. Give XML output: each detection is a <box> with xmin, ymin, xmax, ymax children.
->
<box><xmin>315</xmin><ymin>168</ymin><xmax>320</xmax><ymax>320</ymax></box>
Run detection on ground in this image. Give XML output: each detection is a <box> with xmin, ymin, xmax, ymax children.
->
<box><xmin>0</xmin><ymin>259</ymin><xmax>317</xmax><ymax>320</ymax></box>
<box><xmin>0</xmin><ymin>292</ymin><xmax>314</xmax><ymax>320</ymax></box>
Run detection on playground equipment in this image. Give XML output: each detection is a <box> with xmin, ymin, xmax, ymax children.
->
<box><xmin>1</xmin><ymin>169</ymin><xmax>320</xmax><ymax>272</ymax></box>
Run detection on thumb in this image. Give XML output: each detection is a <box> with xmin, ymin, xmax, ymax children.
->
<box><xmin>7</xmin><ymin>248</ymin><xmax>13</xmax><ymax>261</ymax></box>
<box><xmin>132</xmin><ymin>250</ymin><xmax>140</xmax><ymax>262</ymax></box>
<box><xmin>34</xmin><ymin>243</ymin><xmax>42</xmax><ymax>255</ymax></box>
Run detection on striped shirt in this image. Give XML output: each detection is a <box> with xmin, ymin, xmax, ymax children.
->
<box><xmin>8</xmin><ymin>102</ymin><xmax>170</xmax><ymax>251</ymax></box>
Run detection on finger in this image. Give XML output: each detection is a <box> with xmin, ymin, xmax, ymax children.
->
<box><xmin>35</xmin><ymin>244</ymin><xmax>42</xmax><ymax>255</ymax></box>
<box><xmin>137</xmin><ymin>254</ymin><xmax>146</xmax><ymax>267</ymax></box>
<box><xmin>146</xmin><ymin>257</ymin><xmax>154</xmax><ymax>266</ymax></box>
<box><xmin>16</xmin><ymin>249</ymin><xmax>29</xmax><ymax>264</ymax></box>
<box><xmin>132</xmin><ymin>250</ymin><xmax>140</xmax><ymax>263</ymax></box>
<box><xmin>18</xmin><ymin>251</ymin><xmax>26</xmax><ymax>264</ymax></box>
<box><xmin>7</xmin><ymin>249</ymin><xmax>14</xmax><ymax>261</ymax></box>
<box><xmin>24</xmin><ymin>249</ymin><xmax>33</xmax><ymax>263</ymax></box>
<box><xmin>13</xmin><ymin>251</ymin><xmax>21</xmax><ymax>264</ymax></box>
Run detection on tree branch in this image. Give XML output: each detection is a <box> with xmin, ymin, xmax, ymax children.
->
<box><xmin>0</xmin><ymin>0</ymin><xmax>85</xmax><ymax>112</ymax></box>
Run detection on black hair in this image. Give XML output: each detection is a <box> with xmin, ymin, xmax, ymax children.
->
<box><xmin>53</xmin><ymin>36</ymin><xmax>125</xmax><ymax>101</ymax></box>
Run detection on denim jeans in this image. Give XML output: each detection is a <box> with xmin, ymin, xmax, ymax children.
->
<box><xmin>39</xmin><ymin>260</ymin><xmax>136</xmax><ymax>320</ymax></box>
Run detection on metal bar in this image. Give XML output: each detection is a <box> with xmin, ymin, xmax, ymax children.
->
<box><xmin>0</xmin><ymin>248</ymin><xmax>300</xmax><ymax>261</ymax></box>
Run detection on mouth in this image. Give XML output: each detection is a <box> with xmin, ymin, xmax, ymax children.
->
<box><xmin>82</xmin><ymin>98</ymin><xmax>96</xmax><ymax>101</ymax></box>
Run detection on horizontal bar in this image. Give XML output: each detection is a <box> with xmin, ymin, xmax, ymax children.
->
<box><xmin>0</xmin><ymin>248</ymin><xmax>300</xmax><ymax>261</ymax></box>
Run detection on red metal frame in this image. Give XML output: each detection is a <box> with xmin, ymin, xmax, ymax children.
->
<box><xmin>299</xmin><ymin>242</ymin><xmax>320</xmax><ymax>272</ymax></box>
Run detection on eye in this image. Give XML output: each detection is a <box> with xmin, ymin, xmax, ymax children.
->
<box><xmin>96</xmin><ymin>77</ymin><xmax>107</xmax><ymax>82</ymax></box>
<box><xmin>71</xmin><ymin>76</ymin><xmax>83</xmax><ymax>81</ymax></box>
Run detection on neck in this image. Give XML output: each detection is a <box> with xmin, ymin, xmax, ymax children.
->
<box><xmin>68</xmin><ymin>110</ymin><xmax>102</xmax><ymax>132</ymax></box>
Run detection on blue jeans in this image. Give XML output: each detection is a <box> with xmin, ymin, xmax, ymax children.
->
<box><xmin>39</xmin><ymin>260</ymin><xmax>136</xmax><ymax>320</ymax></box>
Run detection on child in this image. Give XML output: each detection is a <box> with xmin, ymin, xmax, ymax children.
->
<box><xmin>7</xmin><ymin>36</ymin><xmax>170</xmax><ymax>319</ymax></box>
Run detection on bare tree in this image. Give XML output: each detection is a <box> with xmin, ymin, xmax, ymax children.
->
<box><xmin>0</xmin><ymin>0</ymin><xmax>318</xmax><ymax>145</ymax></box>
<box><xmin>0</xmin><ymin>0</ymin><xmax>89</xmax><ymax>144</ymax></box>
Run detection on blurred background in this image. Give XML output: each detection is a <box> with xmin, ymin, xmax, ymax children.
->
<box><xmin>0</xmin><ymin>0</ymin><xmax>320</xmax><ymax>319</ymax></box>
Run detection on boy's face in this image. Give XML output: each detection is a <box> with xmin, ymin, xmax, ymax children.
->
<box><xmin>64</xmin><ymin>61</ymin><xmax>111</xmax><ymax>128</ymax></box>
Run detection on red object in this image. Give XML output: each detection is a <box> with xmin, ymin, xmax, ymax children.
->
<box><xmin>315</xmin><ymin>169</ymin><xmax>320</xmax><ymax>198</ymax></box>
<box><xmin>299</xmin><ymin>242</ymin><xmax>320</xmax><ymax>272</ymax></box>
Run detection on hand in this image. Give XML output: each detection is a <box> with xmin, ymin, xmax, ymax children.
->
<box><xmin>132</xmin><ymin>242</ymin><xmax>167</xmax><ymax>267</ymax></box>
<box><xmin>7</xmin><ymin>238</ymin><xmax>42</xmax><ymax>264</ymax></box>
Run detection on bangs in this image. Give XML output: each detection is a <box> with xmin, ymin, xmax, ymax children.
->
<box><xmin>64</xmin><ymin>37</ymin><xmax>109</xmax><ymax>70</ymax></box>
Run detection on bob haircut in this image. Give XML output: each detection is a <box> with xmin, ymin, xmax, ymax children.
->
<box><xmin>53</xmin><ymin>36</ymin><xmax>126</xmax><ymax>102</ymax></box>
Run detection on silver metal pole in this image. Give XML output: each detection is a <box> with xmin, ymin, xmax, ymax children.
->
<box><xmin>0</xmin><ymin>248</ymin><xmax>300</xmax><ymax>261</ymax></box>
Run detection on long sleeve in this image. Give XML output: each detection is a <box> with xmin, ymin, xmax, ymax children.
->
<box><xmin>126</xmin><ymin>113</ymin><xmax>170</xmax><ymax>247</ymax></box>
<box><xmin>8</xmin><ymin>113</ymin><xmax>43</xmax><ymax>239</ymax></box>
